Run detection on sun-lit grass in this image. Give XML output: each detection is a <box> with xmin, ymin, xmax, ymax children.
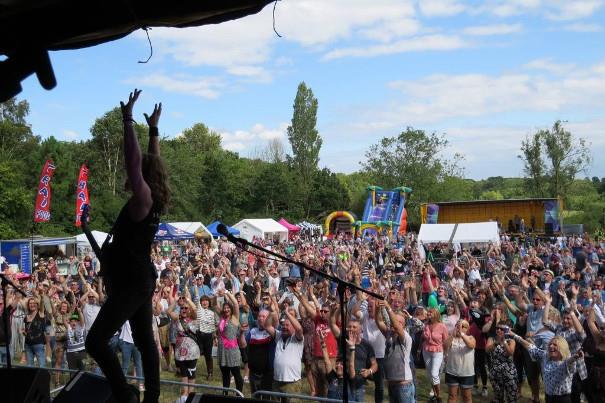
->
<box><xmin>157</xmin><ymin>359</ymin><xmax>543</xmax><ymax>402</ymax></box>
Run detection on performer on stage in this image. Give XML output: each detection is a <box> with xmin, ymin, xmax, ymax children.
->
<box><xmin>86</xmin><ymin>89</ymin><xmax>170</xmax><ymax>403</ymax></box>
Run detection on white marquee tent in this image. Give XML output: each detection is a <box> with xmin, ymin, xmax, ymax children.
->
<box><xmin>76</xmin><ymin>230</ymin><xmax>110</xmax><ymax>248</ymax></box>
<box><xmin>170</xmin><ymin>222</ymin><xmax>213</xmax><ymax>238</ymax></box>
<box><xmin>418</xmin><ymin>222</ymin><xmax>500</xmax><ymax>245</ymax></box>
<box><xmin>232</xmin><ymin>219</ymin><xmax>288</xmax><ymax>242</ymax></box>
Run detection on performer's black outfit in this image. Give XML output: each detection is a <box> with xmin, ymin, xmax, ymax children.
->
<box><xmin>86</xmin><ymin>202</ymin><xmax>161</xmax><ymax>403</ymax></box>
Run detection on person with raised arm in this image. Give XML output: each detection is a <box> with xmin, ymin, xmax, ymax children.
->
<box><xmin>510</xmin><ymin>330</ymin><xmax>584</xmax><ymax>403</ymax></box>
<box><xmin>375</xmin><ymin>299</ymin><xmax>414</xmax><ymax>403</ymax></box>
<box><xmin>85</xmin><ymin>89</ymin><xmax>169</xmax><ymax>403</ymax></box>
<box><xmin>217</xmin><ymin>290</ymin><xmax>246</xmax><ymax>393</ymax></box>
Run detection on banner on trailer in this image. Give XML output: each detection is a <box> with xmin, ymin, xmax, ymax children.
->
<box><xmin>0</xmin><ymin>241</ymin><xmax>32</xmax><ymax>273</ymax></box>
<box><xmin>75</xmin><ymin>164</ymin><xmax>90</xmax><ymax>227</ymax></box>
<box><xmin>33</xmin><ymin>159</ymin><xmax>56</xmax><ymax>222</ymax></box>
<box><xmin>544</xmin><ymin>200</ymin><xmax>560</xmax><ymax>232</ymax></box>
<box><xmin>426</xmin><ymin>204</ymin><xmax>439</xmax><ymax>224</ymax></box>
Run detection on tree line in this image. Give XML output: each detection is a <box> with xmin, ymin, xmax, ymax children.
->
<box><xmin>0</xmin><ymin>83</ymin><xmax>602</xmax><ymax>239</ymax></box>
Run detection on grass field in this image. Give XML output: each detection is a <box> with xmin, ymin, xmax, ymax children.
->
<box><xmin>156</xmin><ymin>359</ymin><xmax>546</xmax><ymax>402</ymax></box>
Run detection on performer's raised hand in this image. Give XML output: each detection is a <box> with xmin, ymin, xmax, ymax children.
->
<box><xmin>120</xmin><ymin>89</ymin><xmax>142</xmax><ymax>118</ymax></box>
<box><xmin>144</xmin><ymin>103</ymin><xmax>162</xmax><ymax>127</ymax></box>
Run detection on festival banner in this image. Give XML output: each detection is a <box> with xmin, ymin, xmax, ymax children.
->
<box><xmin>75</xmin><ymin>164</ymin><xmax>90</xmax><ymax>227</ymax></box>
<box><xmin>33</xmin><ymin>159</ymin><xmax>56</xmax><ymax>222</ymax></box>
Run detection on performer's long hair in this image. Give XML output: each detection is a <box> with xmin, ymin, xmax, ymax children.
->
<box><xmin>142</xmin><ymin>153</ymin><xmax>171</xmax><ymax>213</ymax></box>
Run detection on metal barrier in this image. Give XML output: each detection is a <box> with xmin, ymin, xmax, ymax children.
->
<box><xmin>1</xmin><ymin>364</ymin><xmax>244</xmax><ymax>401</ymax></box>
<box><xmin>253</xmin><ymin>390</ymin><xmax>361</xmax><ymax>403</ymax></box>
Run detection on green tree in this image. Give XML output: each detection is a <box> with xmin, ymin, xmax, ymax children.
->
<box><xmin>0</xmin><ymin>160</ymin><xmax>32</xmax><ymax>237</ymax></box>
<box><xmin>309</xmin><ymin>168</ymin><xmax>351</xmax><ymax>219</ymax></box>
<box><xmin>480</xmin><ymin>190</ymin><xmax>504</xmax><ymax>200</ymax></box>
<box><xmin>0</xmin><ymin>98</ymin><xmax>39</xmax><ymax>162</ymax></box>
<box><xmin>286</xmin><ymin>82</ymin><xmax>322</xmax><ymax>217</ymax></box>
<box><xmin>564</xmin><ymin>179</ymin><xmax>604</xmax><ymax>232</ymax></box>
<box><xmin>361</xmin><ymin>127</ymin><xmax>463</xmax><ymax>224</ymax></box>
<box><xmin>542</xmin><ymin>120</ymin><xmax>592</xmax><ymax>198</ymax></box>
<box><xmin>519</xmin><ymin>121</ymin><xmax>591</xmax><ymax>200</ymax></box>
<box><xmin>253</xmin><ymin>161</ymin><xmax>294</xmax><ymax>217</ymax></box>
<box><xmin>89</xmin><ymin>107</ymin><xmax>145</xmax><ymax>196</ymax></box>
<box><xmin>519</xmin><ymin>132</ymin><xmax>547</xmax><ymax>197</ymax></box>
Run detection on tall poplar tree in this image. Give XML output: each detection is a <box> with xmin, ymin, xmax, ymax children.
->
<box><xmin>286</xmin><ymin>82</ymin><xmax>322</xmax><ymax>217</ymax></box>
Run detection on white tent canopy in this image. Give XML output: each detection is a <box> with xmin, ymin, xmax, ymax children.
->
<box><xmin>76</xmin><ymin>230</ymin><xmax>110</xmax><ymax>248</ymax></box>
<box><xmin>170</xmin><ymin>222</ymin><xmax>213</xmax><ymax>238</ymax></box>
<box><xmin>418</xmin><ymin>224</ymin><xmax>456</xmax><ymax>244</ymax></box>
<box><xmin>418</xmin><ymin>222</ymin><xmax>500</xmax><ymax>245</ymax></box>
<box><xmin>232</xmin><ymin>219</ymin><xmax>288</xmax><ymax>242</ymax></box>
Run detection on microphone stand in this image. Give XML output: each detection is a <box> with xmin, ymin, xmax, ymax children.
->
<box><xmin>218</xmin><ymin>227</ymin><xmax>384</xmax><ymax>403</ymax></box>
<box><xmin>1</xmin><ymin>272</ymin><xmax>28</xmax><ymax>403</ymax></box>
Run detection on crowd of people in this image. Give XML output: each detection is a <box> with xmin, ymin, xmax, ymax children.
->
<box><xmin>2</xmin><ymin>231</ymin><xmax>605</xmax><ymax>403</ymax></box>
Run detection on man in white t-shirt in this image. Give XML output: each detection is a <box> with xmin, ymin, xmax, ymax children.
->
<box><xmin>272</xmin><ymin>308</ymin><xmax>304</xmax><ymax>401</ymax></box>
<box><xmin>80</xmin><ymin>286</ymin><xmax>101</xmax><ymax>334</ymax></box>
<box><xmin>355</xmin><ymin>297</ymin><xmax>386</xmax><ymax>403</ymax></box>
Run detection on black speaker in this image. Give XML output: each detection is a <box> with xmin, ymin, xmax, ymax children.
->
<box><xmin>0</xmin><ymin>367</ymin><xmax>50</xmax><ymax>403</ymax></box>
<box><xmin>186</xmin><ymin>393</ymin><xmax>267</xmax><ymax>403</ymax></box>
<box><xmin>53</xmin><ymin>371</ymin><xmax>115</xmax><ymax>403</ymax></box>
<box><xmin>545</xmin><ymin>223</ymin><xmax>554</xmax><ymax>235</ymax></box>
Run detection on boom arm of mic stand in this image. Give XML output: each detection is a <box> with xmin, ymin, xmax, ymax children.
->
<box><xmin>0</xmin><ymin>273</ymin><xmax>28</xmax><ymax>297</ymax></box>
<box><xmin>225</xmin><ymin>234</ymin><xmax>384</xmax><ymax>300</ymax></box>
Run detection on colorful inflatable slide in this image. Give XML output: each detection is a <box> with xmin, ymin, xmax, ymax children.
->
<box><xmin>358</xmin><ymin>186</ymin><xmax>412</xmax><ymax>237</ymax></box>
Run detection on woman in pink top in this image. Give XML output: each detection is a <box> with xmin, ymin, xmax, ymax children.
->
<box><xmin>423</xmin><ymin>307</ymin><xmax>449</xmax><ymax>403</ymax></box>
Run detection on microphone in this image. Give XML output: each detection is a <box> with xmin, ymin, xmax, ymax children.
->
<box><xmin>217</xmin><ymin>223</ymin><xmax>247</xmax><ymax>248</ymax></box>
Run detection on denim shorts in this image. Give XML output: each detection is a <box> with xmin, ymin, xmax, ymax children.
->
<box><xmin>387</xmin><ymin>382</ymin><xmax>415</xmax><ymax>403</ymax></box>
<box><xmin>445</xmin><ymin>372</ymin><xmax>474</xmax><ymax>388</ymax></box>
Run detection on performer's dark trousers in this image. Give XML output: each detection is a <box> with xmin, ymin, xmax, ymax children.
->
<box><xmin>86</xmin><ymin>275</ymin><xmax>159</xmax><ymax>402</ymax></box>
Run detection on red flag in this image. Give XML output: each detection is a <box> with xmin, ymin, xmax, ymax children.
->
<box><xmin>75</xmin><ymin>164</ymin><xmax>90</xmax><ymax>227</ymax></box>
<box><xmin>33</xmin><ymin>159</ymin><xmax>56</xmax><ymax>222</ymax></box>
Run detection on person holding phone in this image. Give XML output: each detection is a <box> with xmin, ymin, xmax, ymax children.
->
<box><xmin>444</xmin><ymin>319</ymin><xmax>476</xmax><ymax>403</ymax></box>
<box><xmin>486</xmin><ymin>321</ymin><xmax>517</xmax><ymax>403</ymax></box>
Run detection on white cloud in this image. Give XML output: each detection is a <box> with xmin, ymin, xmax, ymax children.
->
<box><xmin>147</xmin><ymin>14</ymin><xmax>274</xmax><ymax>69</ymax></box>
<box><xmin>523</xmin><ymin>58</ymin><xmax>576</xmax><ymax>75</ymax></box>
<box><xmin>485</xmin><ymin>0</ymin><xmax>542</xmax><ymax>17</ymax></box>
<box><xmin>62</xmin><ymin>130</ymin><xmax>79</xmax><ymax>140</ymax></box>
<box><xmin>444</xmin><ymin>119</ymin><xmax>605</xmax><ymax>179</ymax></box>
<box><xmin>546</xmin><ymin>0</ymin><xmax>605</xmax><ymax>21</ymax></box>
<box><xmin>226</xmin><ymin>66</ymin><xmax>272</xmax><ymax>83</ymax></box>
<box><xmin>218</xmin><ymin>123</ymin><xmax>287</xmax><ymax>153</ymax></box>
<box><xmin>359</xmin><ymin>18</ymin><xmax>422</xmax><ymax>42</ymax></box>
<box><xmin>323</xmin><ymin>34</ymin><xmax>469</xmax><ymax>59</ymax></box>
<box><xmin>562</xmin><ymin>22</ymin><xmax>603</xmax><ymax>31</ymax></box>
<box><xmin>223</xmin><ymin>142</ymin><xmax>247</xmax><ymax>152</ymax></box>
<box><xmin>133</xmin><ymin>74</ymin><xmax>224</xmax><ymax>99</ymax></box>
<box><xmin>463</xmin><ymin>23</ymin><xmax>523</xmax><ymax>36</ymax></box>
<box><xmin>478</xmin><ymin>0</ymin><xmax>604</xmax><ymax>20</ymax></box>
<box><xmin>417</xmin><ymin>0</ymin><xmax>466</xmax><ymax>17</ymax></box>
<box><xmin>251</xmin><ymin>123</ymin><xmax>288</xmax><ymax>140</ymax></box>
<box><xmin>144</xmin><ymin>0</ymin><xmax>418</xmax><ymax>75</ymax></box>
<box><xmin>276</xmin><ymin>0</ymin><xmax>417</xmax><ymax>46</ymax></box>
<box><xmin>354</xmin><ymin>59</ymin><xmax>605</xmax><ymax>130</ymax></box>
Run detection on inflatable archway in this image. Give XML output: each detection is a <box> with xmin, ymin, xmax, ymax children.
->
<box><xmin>325</xmin><ymin>211</ymin><xmax>356</xmax><ymax>237</ymax></box>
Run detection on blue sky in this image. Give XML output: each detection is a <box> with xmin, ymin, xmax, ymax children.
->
<box><xmin>18</xmin><ymin>0</ymin><xmax>605</xmax><ymax>180</ymax></box>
